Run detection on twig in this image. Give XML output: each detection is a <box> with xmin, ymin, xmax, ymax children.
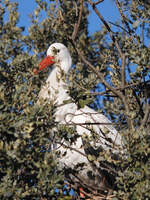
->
<box><xmin>72</xmin><ymin>0</ymin><xmax>84</xmax><ymax>41</ymax></box>
<box><xmin>141</xmin><ymin>21</ymin><xmax>145</xmax><ymax>45</ymax></box>
<box><xmin>70</xmin><ymin>174</ymin><xmax>109</xmax><ymax>198</ymax></box>
<box><xmin>113</xmin><ymin>80</ymin><xmax>149</xmax><ymax>91</ymax></box>
<box><xmin>71</xmin><ymin>39</ymin><xmax>134</xmax><ymax>129</ymax></box>
<box><xmin>85</xmin><ymin>81</ymin><xmax>145</xmax><ymax>96</ymax></box>
<box><xmin>121</xmin><ymin>54</ymin><xmax>126</xmax><ymax>89</ymax></box>
<box><xmin>56</xmin><ymin>141</ymin><xmax>87</xmax><ymax>157</ymax></box>
<box><xmin>64</xmin><ymin>121</ymin><xmax>122</xmax><ymax>126</ymax></box>
<box><xmin>72</xmin><ymin>43</ymin><xmax>123</xmax><ymax>98</ymax></box>
<box><xmin>83</xmin><ymin>80</ymin><xmax>150</xmax><ymax>97</ymax></box>
<box><xmin>88</xmin><ymin>0</ymin><xmax>126</xmax><ymax>91</ymax></box>
<box><xmin>108</xmin><ymin>21</ymin><xmax>130</xmax><ymax>33</ymax></box>
<box><xmin>87</xmin><ymin>0</ymin><xmax>134</xmax><ymax>130</ymax></box>
<box><xmin>115</xmin><ymin>0</ymin><xmax>132</xmax><ymax>34</ymax></box>
<box><xmin>88</xmin><ymin>0</ymin><xmax>123</xmax><ymax>58</ymax></box>
<box><xmin>94</xmin><ymin>0</ymin><xmax>104</xmax><ymax>6</ymax></box>
<box><xmin>71</xmin><ymin>176</ymin><xmax>115</xmax><ymax>200</ymax></box>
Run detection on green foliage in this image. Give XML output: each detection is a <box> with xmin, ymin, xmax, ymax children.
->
<box><xmin>0</xmin><ymin>0</ymin><xmax>150</xmax><ymax>199</ymax></box>
<box><xmin>116</xmin><ymin>128</ymin><xmax>150</xmax><ymax>199</ymax></box>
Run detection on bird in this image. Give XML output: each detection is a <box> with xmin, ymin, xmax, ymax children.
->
<box><xmin>35</xmin><ymin>43</ymin><xmax>123</xmax><ymax>196</ymax></box>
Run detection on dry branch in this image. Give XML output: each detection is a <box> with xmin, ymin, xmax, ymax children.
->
<box><xmin>88</xmin><ymin>0</ymin><xmax>123</xmax><ymax>58</ymax></box>
<box><xmin>87</xmin><ymin>0</ymin><xmax>134</xmax><ymax>130</ymax></box>
<box><xmin>72</xmin><ymin>0</ymin><xmax>84</xmax><ymax>41</ymax></box>
<box><xmin>115</xmin><ymin>0</ymin><xmax>132</xmax><ymax>34</ymax></box>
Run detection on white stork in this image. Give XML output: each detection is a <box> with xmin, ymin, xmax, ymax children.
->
<box><xmin>35</xmin><ymin>43</ymin><xmax>122</xmax><ymax>195</ymax></box>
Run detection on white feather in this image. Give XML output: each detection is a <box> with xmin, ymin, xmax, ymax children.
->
<box><xmin>38</xmin><ymin>43</ymin><xmax>122</xmax><ymax>188</ymax></box>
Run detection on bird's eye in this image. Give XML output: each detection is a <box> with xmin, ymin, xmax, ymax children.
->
<box><xmin>52</xmin><ymin>47</ymin><xmax>60</xmax><ymax>54</ymax></box>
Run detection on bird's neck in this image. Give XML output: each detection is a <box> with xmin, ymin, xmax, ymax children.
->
<box><xmin>45</xmin><ymin>64</ymin><xmax>77</xmax><ymax>122</ymax></box>
<box><xmin>46</xmin><ymin>65</ymin><xmax>70</xmax><ymax>105</ymax></box>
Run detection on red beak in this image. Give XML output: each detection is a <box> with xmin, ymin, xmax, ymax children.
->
<box><xmin>39</xmin><ymin>56</ymin><xmax>54</xmax><ymax>71</ymax></box>
<box><xmin>34</xmin><ymin>56</ymin><xmax>54</xmax><ymax>74</ymax></box>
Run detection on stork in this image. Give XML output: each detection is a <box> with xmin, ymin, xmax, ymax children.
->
<box><xmin>35</xmin><ymin>43</ymin><xmax>122</xmax><ymax>196</ymax></box>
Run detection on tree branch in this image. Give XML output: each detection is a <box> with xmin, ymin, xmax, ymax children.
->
<box><xmin>115</xmin><ymin>0</ymin><xmax>132</xmax><ymax>34</ymax></box>
<box><xmin>56</xmin><ymin>141</ymin><xmax>87</xmax><ymax>157</ymax></box>
<box><xmin>70</xmin><ymin>39</ymin><xmax>134</xmax><ymax>130</ymax></box>
<box><xmin>94</xmin><ymin>0</ymin><xmax>104</xmax><ymax>5</ymax></box>
<box><xmin>87</xmin><ymin>0</ymin><xmax>134</xmax><ymax>130</ymax></box>
<box><xmin>86</xmin><ymin>81</ymin><xmax>149</xmax><ymax>96</ymax></box>
<box><xmin>72</xmin><ymin>0</ymin><xmax>84</xmax><ymax>41</ymax></box>
<box><xmin>88</xmin><ymin>0</ymin><xmax>123</xmax><ymax>58</ymax></box>
<box><xmin>121</xmin><ymin>54</ymin><xmax>126</xmax><ymax>89</ymax></box>
<box><xmin>108</xmin><ymin>21</ymin><xmax>130</xmax><ymax>33</ymax></box>
<box><xmin>73</xmin><ymin>44</ymin><xmax>123</xmax><ymax>98</ymax></box>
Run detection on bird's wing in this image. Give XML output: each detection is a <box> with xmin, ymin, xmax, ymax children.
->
<box><xmin>59</xmin><ymin>105</ymin><xmax>122</xmax><ymax>190</ymax></box>
<box><xmin>65</xmin><ymin>105</ymin><xmax>122</xmax><ymax>152</ymax></box>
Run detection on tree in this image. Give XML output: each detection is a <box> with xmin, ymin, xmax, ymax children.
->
<box><xmin>0</xmin><ymin>0</ymin><xmax>150</xmax><ymax>199</ymax></box>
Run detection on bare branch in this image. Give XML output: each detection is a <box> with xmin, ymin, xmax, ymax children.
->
<box><xmin>72</xmin><ymin>0</ymin><xmax>84</xmax><ymax>41</ymax></box>
<box><xmin>69</xmin><ymin>39</ymin><xmax>134</xmax><ymax>130</ymax></box>
<box><xmin>87</xmin><ymin>1</ymin><xmax>135</xmax><ymax>130</ymax></box>
<box><xmin>94</xmin><ymin>0</ymin><xmax>104</xmax><ymax>5</ymax></box>
<box><xmin>72</xmin><ymin>44</ymin><xmax>123</xmax><ymax>98</ymax></box>
<box><xmin>56</xmin><ymin>141</ymin><xmax>87</xmax><ymax>157</ymax></box>
<box><xmin>115</xmin><ymin>0</ymin><xmax>132</xmax><ymax>34</ymax></box>
<box><xmin>109</xmin><ymin>21</ymin><xmax>130</xmax><ymax>33</ymax></box>
<box><xmin>70</xmin><ymin>174</ymin><xmax>113</xmax><ymax>198</ymax></box>
<box><xmin>88</xmin><ymin>0</ymin><xmax>123</xmax><ymax>58</ymax></box>
<box><xmin>121</xmin><ymin>54</ymin><xmax>126</xmax><ymax>89</ymax></box>
<box><xmin>141</xmin><ymin>21</ymin><xmax>145</xmax><ymax>45</ymax></box>
<box><xmin>65</xmin><ymin>122</ymin><xmax>122</xmax><ymax>126</ymax></box>
<box><xmin>86</xmin><ymin>81</ymin><xmax>149</xmax><ymax>96</ymax></box>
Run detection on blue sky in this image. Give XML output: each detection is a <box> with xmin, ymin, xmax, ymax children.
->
<box><xmin>10</xmin><ymin>0</ymin><xmax>149</xmax><ymax>103</ymax></box>
<box><xmin>5</xmin><ymin>0</ymin><xmax>149</xmax><ymax>46</ymax></box>
<box><xmin>12</xmin><ymin>0</ymin><xmax>120</xmax><ymax>35</ymax></box>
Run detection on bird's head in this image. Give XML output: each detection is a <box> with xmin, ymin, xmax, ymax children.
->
<box><xmin>34</xmin><ymin>43</ymin><xmax>72</xmax><ymax>74</ymax></box>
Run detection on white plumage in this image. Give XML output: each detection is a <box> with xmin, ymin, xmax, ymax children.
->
<box><xmin>37</xmin><ymin>43</ymin><xmax>122</xmax><ymax>190</ymax></box>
